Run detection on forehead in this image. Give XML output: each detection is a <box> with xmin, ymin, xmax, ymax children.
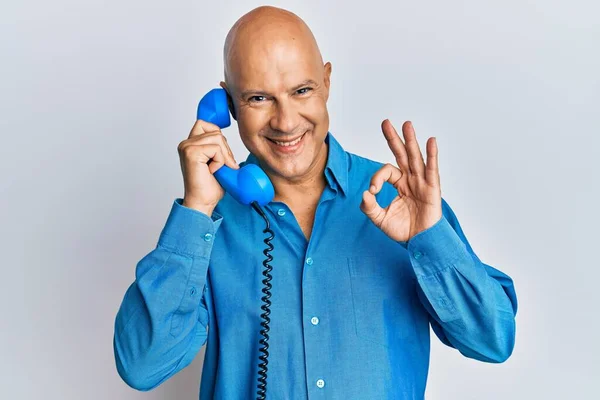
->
<box><xmin>230</xmin><ymin>37</ymin><xmax>321</xmax><ymax>93</ymax></box>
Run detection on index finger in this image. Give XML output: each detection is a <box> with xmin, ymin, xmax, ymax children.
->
<box><xmin>188</xmin><ymin>119</ymin><xmax>221</xmax><ymax>139</ymax></box>
<box><xmin>381</xmin><ymin>119</ymin><xmax>409</xmax><ymax>173</ymax></box>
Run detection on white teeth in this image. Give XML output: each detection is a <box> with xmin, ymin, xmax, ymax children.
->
<box><xmin>273</xmin><ymin>134</ymin><xmax>303</xmax><ymax>147</ymax></box>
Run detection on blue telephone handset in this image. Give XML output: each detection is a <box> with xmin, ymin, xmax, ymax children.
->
<box><xmin>197</xmin><ymin>88</ymin><xmax>275</xmax><ymax>206</ymax></box>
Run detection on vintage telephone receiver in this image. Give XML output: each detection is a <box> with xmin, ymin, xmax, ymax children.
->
<box><xmin>197</xmin><ymin>88</ymin><xmax>274</xmax><ymax>205</ymax></box>
<box><xmin>197</xmin><ymin>88</ymin><xmax>275</xmax><ymax>400</ymax></box>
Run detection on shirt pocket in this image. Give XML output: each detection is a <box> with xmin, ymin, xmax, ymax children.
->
<box><xmin>347</xmin><ymin>255</ymin><xmax>418</xmax><ymax>348</ymax></box>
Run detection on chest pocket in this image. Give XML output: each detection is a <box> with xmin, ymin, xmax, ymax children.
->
<box><xmin>347</xmin><ymin>255</ymin><xmax>418</xmax><ymax>348</ymax></box>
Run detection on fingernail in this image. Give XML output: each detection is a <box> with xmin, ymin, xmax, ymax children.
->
<box><xmin>370</xmin><ymin>185</ymin><xmax>376</xmax><ymax>192</ymax></box>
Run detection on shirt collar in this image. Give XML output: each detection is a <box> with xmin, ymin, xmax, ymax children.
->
<box><xmin>243</xmin><ymin>131</ymin><xmax>349</xmax><ymax>197</ymax></box>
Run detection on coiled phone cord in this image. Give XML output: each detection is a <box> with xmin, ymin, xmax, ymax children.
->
<box><xmin>251</xmin><ymin>201</ymin><xmax>274</xmax><ymax>400</ymax></box>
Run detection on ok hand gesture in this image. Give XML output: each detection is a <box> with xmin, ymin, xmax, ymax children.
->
<box><xmin>360</xmin><ymin>120</ymin><xmax>443</xmax><ymax>242</ymax></box>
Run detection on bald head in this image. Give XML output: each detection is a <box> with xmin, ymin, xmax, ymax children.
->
<box><xmin>222</xmin><ymin>6</ymin><xmax>324</xmax><ymax>90</ymax></box>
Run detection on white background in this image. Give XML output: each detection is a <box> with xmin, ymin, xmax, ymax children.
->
<box><xmin>1</xmin><ymin>0</ymin><xmax>598</xmax><ymax>398</ymax></box>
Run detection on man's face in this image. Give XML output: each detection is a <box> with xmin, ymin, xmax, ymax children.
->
<box><xmin>223</xmin><ymin>40</ymin><xmax>332</xmax><ymax>181</ymax></box>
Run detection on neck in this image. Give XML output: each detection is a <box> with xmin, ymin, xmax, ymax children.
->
<box><xmin>269</xmin><ymin>140</ymin><xmax>329</xmax><ymax>205</ymax></box>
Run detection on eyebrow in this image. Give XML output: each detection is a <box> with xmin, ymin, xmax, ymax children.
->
<box><xmin>240</xmin><ymin>79</ymin><xmax>318</xmax><ymax>98</ymax></box>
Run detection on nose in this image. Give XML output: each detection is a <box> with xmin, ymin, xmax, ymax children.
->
<box><xmin>269</xmin><ymin>98</ymin><xmax>300</xmax><ymax>133</ymax></box>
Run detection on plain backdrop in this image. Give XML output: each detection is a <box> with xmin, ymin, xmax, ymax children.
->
<box><xmin>1</xmin><ymin>0</ymin><xmax>599</xmax><ymax>399</ymax></box>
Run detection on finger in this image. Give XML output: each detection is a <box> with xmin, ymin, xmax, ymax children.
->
<box><xmin>183</xmin><ymin>132</ymin><xmax>239</xmax><ymax>169</ymax></box>
<box><xmin>381</xmin><ymin>119</ymin><xmax>410</xmax><ymax>173</ymax></box>
<box><xmin>425</xmin><ymin>137</ymin><xmax>440</xmax><ymax>186</ymax></box>
<box><xmin>360</xmin><ymin>189</ymin><xmax>386</xmax><ymax>227</ymax></box>
<box><xmin>369</xmin><ymin>163</ymin><xmax>403</xmax><ymax>194</ymax></box>
<box><xmin>211</xmin><ymin>135</ymin><xmax>239</xmax><ymax>170</ymax></box>
<box><xmin>185</xmin><ymin>120</ymin><xmax>236</xmax><ymax>168</ymax></box>
<box><xmin>185</xmin><ymin>143</ymin><xmax>227</xmax><ymax>174</ymax></box>
<box><xmin>205</xmin><ymin>145</ymin><xmax>229</xmax><ymax>174</ymax></box>
<box><xmin>188</xmin><ymin>119</ymin><xmax>221</xmax><ymax>139</ymax></box>
<box><xmin>402</xmin><ymin>121</ymin><xmax>426</xmax><ymax>177</ymax></box>
<box><xmin>214</xmin><ymin>133</ymin><xmax>239</xmax><ymax>169</ymax></box>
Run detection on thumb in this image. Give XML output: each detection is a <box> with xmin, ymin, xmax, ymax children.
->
<box><xmin>360</xmin><ymin>189</ymin><xmax>385</xmax><ymax>227</ymax></box>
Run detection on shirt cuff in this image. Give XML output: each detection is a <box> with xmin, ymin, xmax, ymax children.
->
<box><xmin>157</xmin><ymin>198</ymin><xmax>224</xmax><ymax>258</ymax></box>
<box><xmin>401</xmin><ymin>215</ymin><xmax>470</xmax><ymax>278</ymax></box>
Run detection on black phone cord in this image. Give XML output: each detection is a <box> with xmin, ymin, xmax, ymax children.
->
<box><xmin>251</xmin><ymin>201</ymin><xmax>274</xmax><ymax>400</ymax></box>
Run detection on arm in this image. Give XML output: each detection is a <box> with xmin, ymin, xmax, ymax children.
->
<box><xmin>399</xmin><ymin>197</ymin><xmax>518</xmax><ymax>363</ymax></box>
<box><xmin>113</xmin><ymin>198</ymin><xmax>222</xmax><ymax>390</ymax></box>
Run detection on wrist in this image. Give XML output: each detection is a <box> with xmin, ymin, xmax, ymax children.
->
<box><xmin>182</xmin><ymin>198</ymin><xmax>216</xmax><ymax>216</ymax></box>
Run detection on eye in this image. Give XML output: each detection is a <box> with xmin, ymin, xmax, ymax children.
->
<box><xmin>248</xmin><ymin>95</ymin><xmax>267</xmax><ymax>103</ymax></box>
<box><xmin>296</xmin><ymin>87</ymin><xmax>312</xmax><ymax>95</ymax></box>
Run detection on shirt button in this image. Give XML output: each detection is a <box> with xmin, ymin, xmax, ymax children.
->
<box><xmin>413</xmin><ymin>251</ymin><xmax>422</xmax><ymax>259</ymax></box>
<box><xmin>277</xmin><ymin>208</ymin><xmax>286</xmax><ymax>217</ymax></box>
<box><xmin>204</xmin><ymin>233</ymin><xmax>213</xmax><ymax>242</ymax></box>
<box><xmin>311</xmin><ymin>317</ymin><xmax>319</xmax><ymax>325</ymax></box>
<box><xmin>306</xmin><ymin>257</ymin><xmax>313</xmax><ymax>265</ymax></box>
<box><xmin>316</xmin><ymin>379</ymin><xmax>325</xmax><ymax>388</ymax></box>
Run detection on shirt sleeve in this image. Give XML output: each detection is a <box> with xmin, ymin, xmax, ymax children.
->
<box><xmin>113</xmin><ymin>198</ymin><xmax>223</xmax><ymax>390</ymax></box>
<box><xmin>399</xmin><ymin>197</ymin><xmax>518</xmax><ymax>363</ymax></box>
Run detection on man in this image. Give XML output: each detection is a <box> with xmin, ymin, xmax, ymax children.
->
<box><xmin>113</xmin><ymin>5</ymin><xmax>518</xmax><ymax>400</ymax></box>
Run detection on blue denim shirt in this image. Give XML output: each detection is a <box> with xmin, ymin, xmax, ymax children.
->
<box><xmin>114</xmin><ymin>132</ymin><xmax>518</xmax><ymax>399</ymax></box>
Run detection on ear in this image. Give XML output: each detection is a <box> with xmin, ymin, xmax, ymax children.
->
<box><xmin>323</xmin><ymin>62</ymin><xmax>332</xmax><ymax>102</ymax></box>
<box><xmin>220</xmin><ymin>81</ymin><xmax>237</xmax><ymax>120</ymax></box>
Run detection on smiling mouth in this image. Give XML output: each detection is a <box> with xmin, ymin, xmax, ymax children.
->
<box><xmin>267</xmin><ymin>133</ymin><xmax>306</xmax><ymax>147</ymax></box>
